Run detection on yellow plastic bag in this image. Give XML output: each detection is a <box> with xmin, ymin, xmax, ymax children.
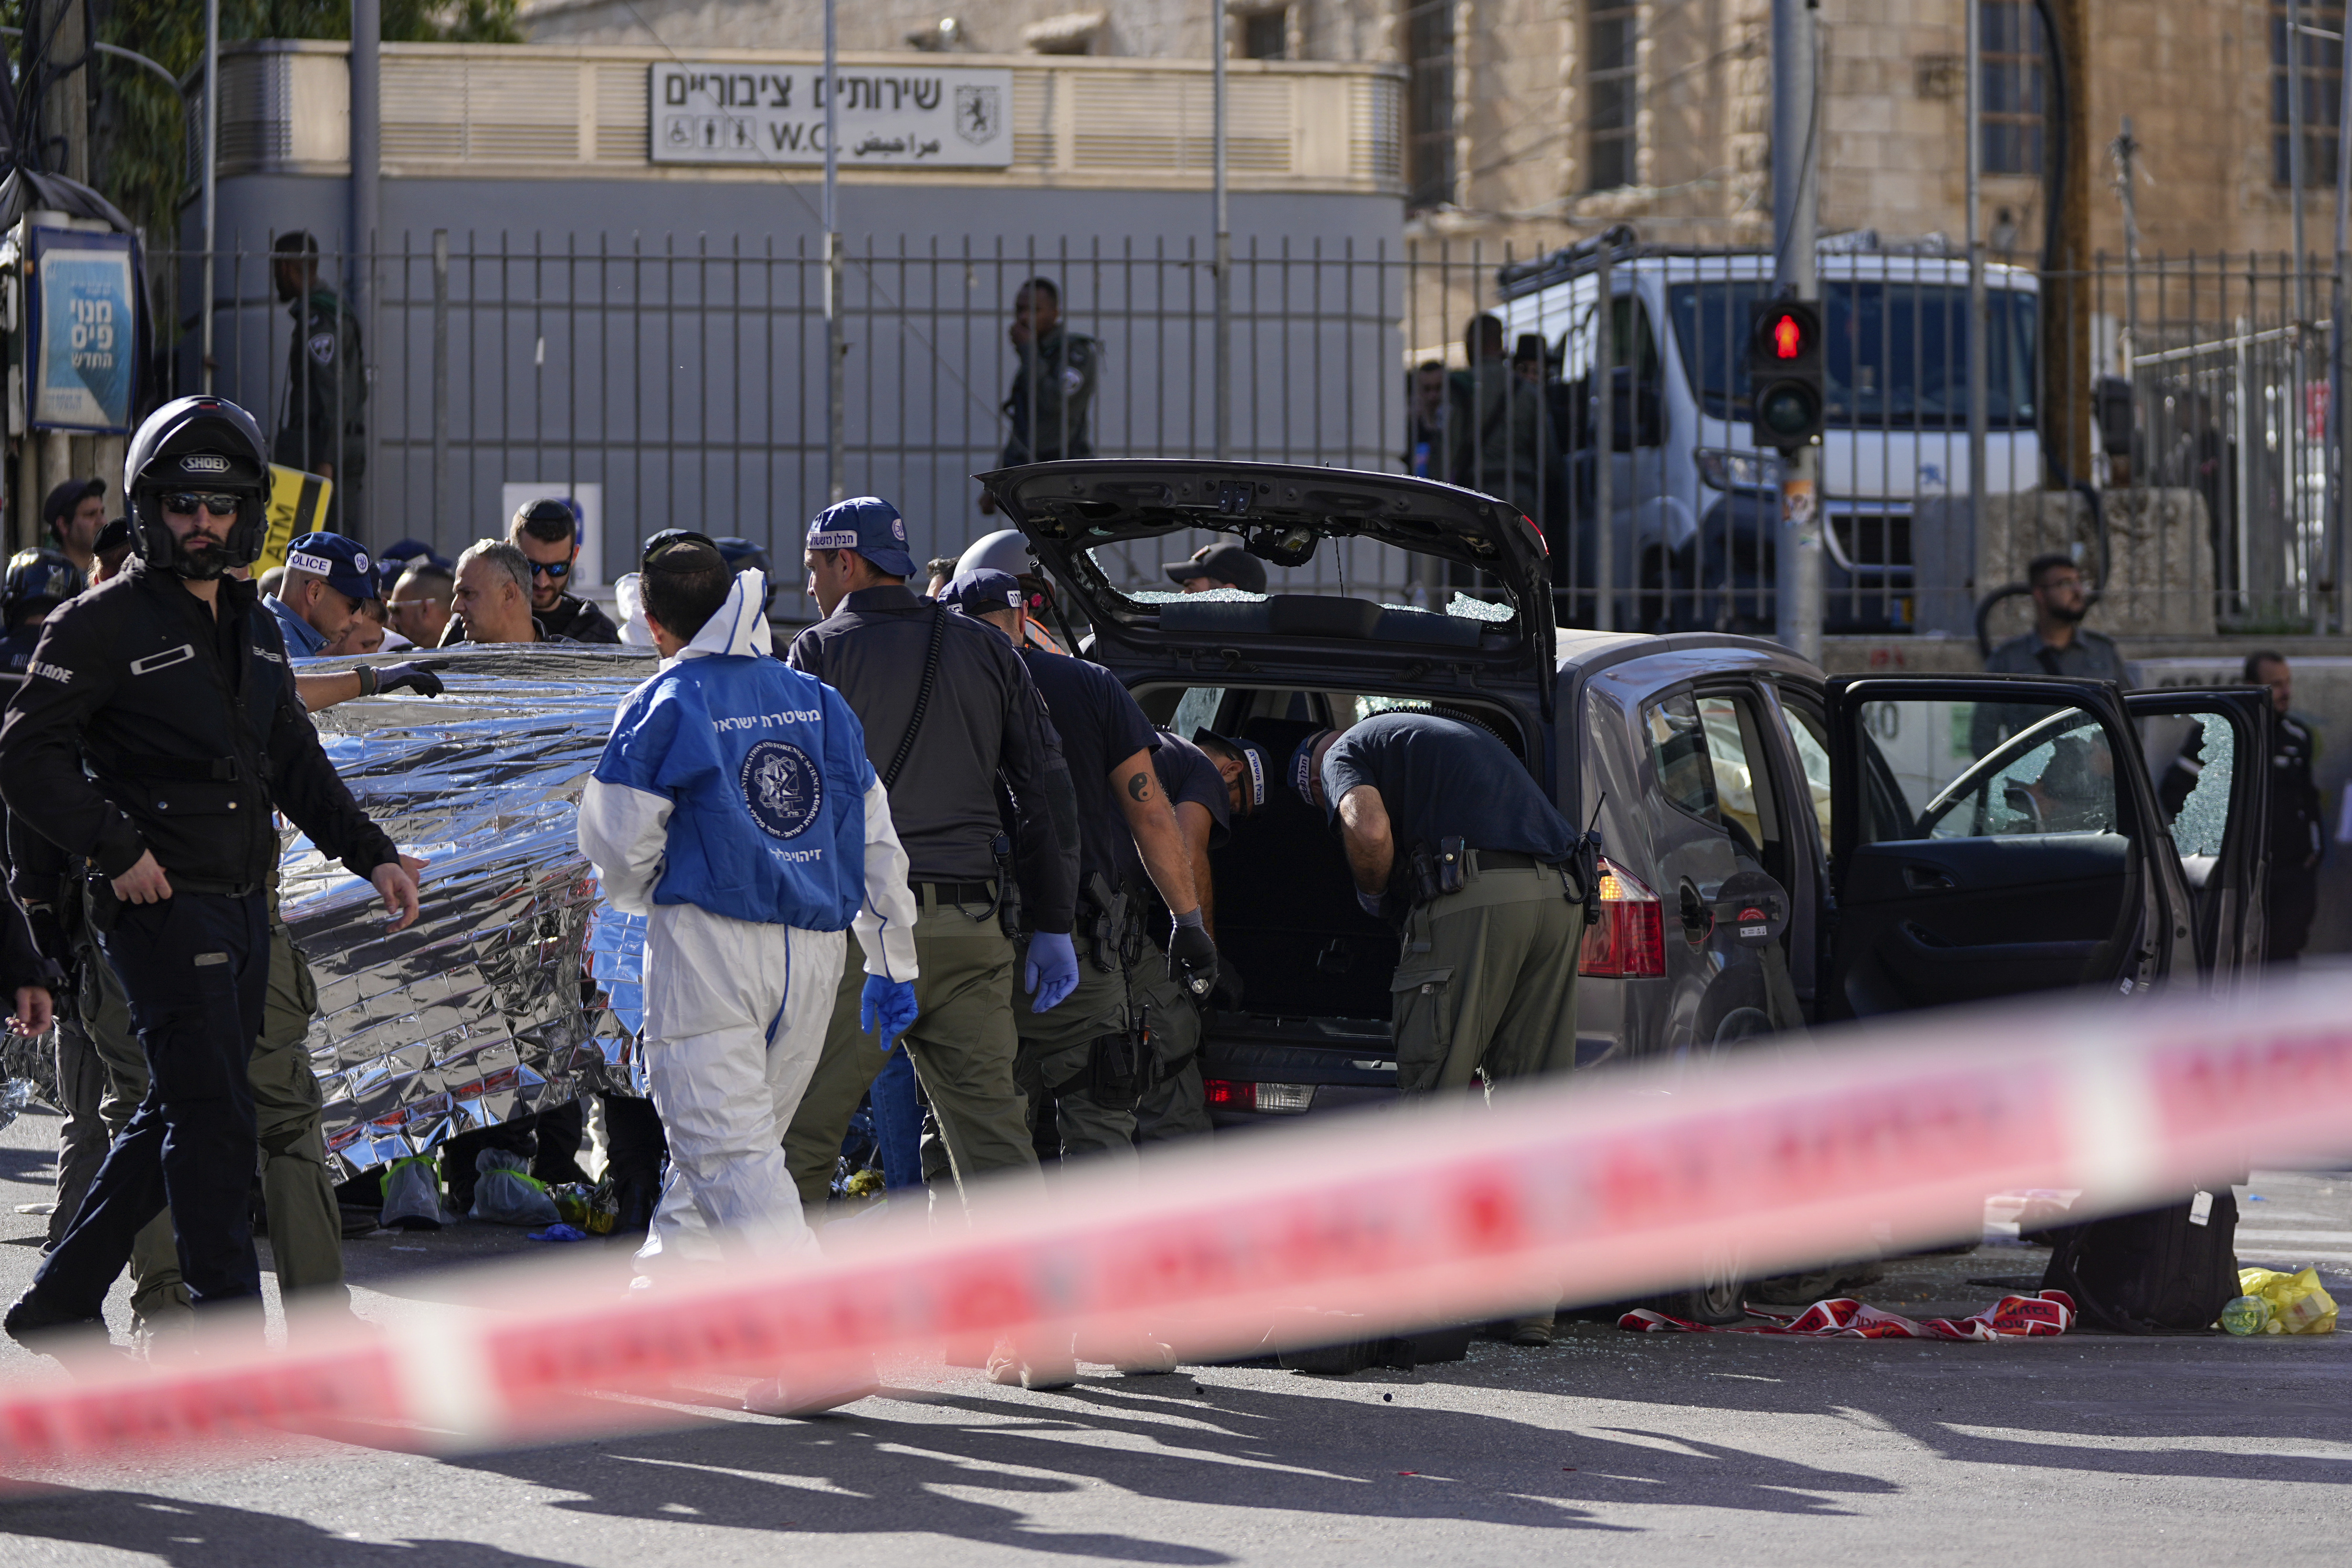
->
<box><xmin>2236</xmin><ymin>1267</ymin><xmax>2339</xmax><ymax>1335</ymax></box>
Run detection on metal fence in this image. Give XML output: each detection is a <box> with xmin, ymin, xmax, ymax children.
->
<box><xmin>155</xmin><ymin>233</ymin><xmax>2346</xmax><ymax>637</ymax></box>
<box><xmin>166</xmin><ymin>233</ymin><xmax>1418</xmax><ymax>620</ymax></box>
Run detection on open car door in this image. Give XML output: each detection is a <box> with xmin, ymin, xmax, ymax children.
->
<box><xmin>1824</xmin><ymin>675</ymin><xmax>2197</xmax><ymax>1020</ymax></box>
<box><xmin>2124</xmin><ymin>687</ymin><xmax>2273</xmax><ymax>987</ymax></box>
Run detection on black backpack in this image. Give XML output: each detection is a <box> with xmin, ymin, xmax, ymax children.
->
<box><xmin>2041</xmin><ymin>1191</ymin><xmax>2239</xmax><ymax>1334</ymax></box>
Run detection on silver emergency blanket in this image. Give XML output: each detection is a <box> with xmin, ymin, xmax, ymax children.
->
<box><xmin>282</xmin><ymin>645</ymin><xmax>657</xmax><ymax>1179</ymax></box>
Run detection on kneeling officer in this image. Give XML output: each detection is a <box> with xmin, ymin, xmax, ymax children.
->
<box><xmin>1293</xmin><ymin>713</ymin><xmax>1583</xmax><ymax>1095</ymax></box>
<box><xmin>0</xmin><ymin>396</ymin><xmax>421</xmax><ymax>1345</ymax></box>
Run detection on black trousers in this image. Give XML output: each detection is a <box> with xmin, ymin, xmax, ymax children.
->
<box><xmin>26</xmin><ymin>891</ymin><xmax>270</xmax><ymax>1323</ymax></box>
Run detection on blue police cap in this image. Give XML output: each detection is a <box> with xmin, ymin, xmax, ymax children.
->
<box><xmin>1289</xmin><ymin>729</ymin><xmax>1339</xmax><ymax>810</ymax></box>
<box><xmin>1193</xmin><ymin>726</ymin><xmax>1270</xmax><ymax>810</ymax></box>
<box><xmin>938</xmin><ymin>567</ymin><xmax>1025</xmax><ymax>619</ymax></box>
<box><xmin>806</xmin><ymin>496</ymin><xmax>917</xmax><ymax>580</ymax></box>
<box><xmin>284</xmin><ymin>532</ymin><xmax>379</xmax><ymax>604</ymax></box>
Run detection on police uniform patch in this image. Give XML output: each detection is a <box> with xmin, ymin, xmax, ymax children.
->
<box><xmin>308</xmin><ymin>331</ymin><xmax>336</xmax><ymax>366</ymax></box>
<box><xmin>740</xmin><ymin>738</ymin><xmax>822</xmax><ymax>839</ymax></box>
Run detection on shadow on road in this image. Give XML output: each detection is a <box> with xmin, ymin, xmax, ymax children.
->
<box><xmin>437</xmin><ymin>1369</ymin><xmax>1900</xmax><ymax>1557</ymax></box>
<box><xmin>0</xmin><ymin>1484</ymin><xmax>578</xmax><ymax>1567</ymax></box>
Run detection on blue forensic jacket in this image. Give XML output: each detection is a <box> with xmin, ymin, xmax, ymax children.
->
<box><xmin>582</xmin><ymin>573</ymin><xmax>885</xmax><ymax>932</ymax></box>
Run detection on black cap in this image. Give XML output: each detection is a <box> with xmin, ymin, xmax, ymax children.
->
<box><xmin>938</xmin><ymin>568</ymin><xmax>1025</xmax><ymax>619</ymax></box>
<box><xmin>1164</xmin><ymin>541</ymin><xmax>1268</xmax><ymax>595</ymax></box>
<box><xmin>94</xmin><ymin>517</ymin><xmax>133</xmax><ymax>554</ymax></box>
<box><xmin>42</xmin><ymin>477</ymin><xmax>104</xmax><ymax>527</ymax></box>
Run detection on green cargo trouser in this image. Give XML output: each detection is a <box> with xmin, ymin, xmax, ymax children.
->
<box><xmin>47</xmin><ymin>1012</ymin><xmax>111</xmax><ymax>1249</ymax></box>
<box><xmin>1129</xmin><ymin>950</ymin><xmax>1210</xmax><ymax>1144</ymax></box>
<box><xmin>83</xmin><ymin>910</ymin><xmax>344</xmax><ymax>1323</ymax></box>
<box><xmin>1388</xmin><ymin>861</ymin><xmax>1584</xmax><ymax>1095</ymax></box>
<box><xmin>1012</xmin><ymin>934</ymin><xmax>1134</xmax><ymax>1168</ymax></box>
<box><xmin>785</xmin><ymin>883</ymin><xmax>1044</xmax><ymax>1210</ymax></box>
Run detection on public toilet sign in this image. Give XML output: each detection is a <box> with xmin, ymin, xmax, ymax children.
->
<box><xmin>649</xmin><ymin>63</ymin><xmax>1014</xmax><ymax>168</ymax></box>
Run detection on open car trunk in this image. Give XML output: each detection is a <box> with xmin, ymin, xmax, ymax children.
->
<box><xmin>1131</xmin><ymin>682</ymin><xmax>1544</xmax><ymax>1123</ymax></box>
<box><xmin>980</xmin><ymin>458</ymin><xmax>1565</xmax><ymax>1123</ymax></box>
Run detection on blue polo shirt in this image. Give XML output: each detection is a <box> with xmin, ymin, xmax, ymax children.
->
<box><xmin>264</xmin><ymin>594</ymin><xmax>326</xmax><ymax>657</ymax></box>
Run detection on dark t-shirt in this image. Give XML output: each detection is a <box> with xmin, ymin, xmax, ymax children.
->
<box><xmin>1319</xmin><ymin>712</ymin><xmax>1574</xmax><ymax>861</ymax></box>
<box><xmin>1018</xmin><ymin>646</ymin><xmax>1158</xmax><ymax>894</ymax></box>
<box><xmin>1153</xmin><ymin>727</ymin><xmax>1231</xmax><ymax>846</ymax></box>
<box><xmin>1121</xmin><ymin>725</ymin><xmax>1231</xmax><ymax>895</ymax></box>
<box><xmin>539</xmin><ymin>592</ymin><xmax>621</xmax><ymax>645</ymax></box>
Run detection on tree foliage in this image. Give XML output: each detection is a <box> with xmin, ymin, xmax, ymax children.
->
<box><xmin>80</xmin><ymin>0</ymin><xmax>523</xmax><ymax>240</ymax></box>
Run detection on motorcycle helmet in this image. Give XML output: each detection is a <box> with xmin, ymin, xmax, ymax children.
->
<box><xmin>954</xmin><ymin>528</ymin><xmax>1033</xmax><ymax>581</ymax></box>
<box><xmin>122</xmin><ymin>396</ymin><xmax>271</xmax><ymax>575</ymax></box>
<box><xmin>1</xmin><ymin>547</ymin><xmax>85</xmax><ymax>631</ymax></box>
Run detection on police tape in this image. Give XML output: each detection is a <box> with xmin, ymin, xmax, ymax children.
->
<box><xmin>5</xmin><ymin>969</ymin><xmax>2352</xmax><ymax>1469</ymax></box>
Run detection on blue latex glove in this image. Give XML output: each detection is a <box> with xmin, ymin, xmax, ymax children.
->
<box><xmin>1024</xmin><ymin>930</ymin><xmax>1080</xmax><ymax>1013</ymax></box>
<box><xmin>860</xmin><ymin>974</ymin><xmax>920</xmax><ymax>1052</ymax></box>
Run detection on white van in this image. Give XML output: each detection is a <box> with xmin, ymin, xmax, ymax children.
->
<box><xmin>1492</xmin><ymin>238</ymin><xmax>2042</xmax><ymax>635</ymax></box>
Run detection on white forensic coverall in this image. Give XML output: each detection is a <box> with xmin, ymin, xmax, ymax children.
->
<box><xmin>579</xmin><ymin>570</ymin><xmax>918</xmax><ymax>1265</ymax></box>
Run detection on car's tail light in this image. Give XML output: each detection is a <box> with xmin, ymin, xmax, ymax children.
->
<box><xmin>1205</xmin><ymin>1078</ymin><xmax>1251</xmax><ymax>1111</ymax></box>
<box><xmin>1578</xmin><ymin>857</ymin><xmax>1667</xmax><ymax>978</ymax></box>
<box><xmin>1202</xmin><ymin>1080</ymin><xmax>1316</xmax><ymax>1113</ymax></box>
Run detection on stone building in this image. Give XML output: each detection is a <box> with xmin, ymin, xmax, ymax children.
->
<box><xmin>519</xmin><ymin>0</ymin><xmax>2350</xmax><ymax>266</ymax></box>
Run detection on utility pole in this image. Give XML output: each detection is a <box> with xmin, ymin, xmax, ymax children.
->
<box><xmin>1212</xmin><ymin>0</ymin><xmax>1231</xmax><ymax>460</ymax></box>
<box><xmin>200</xmin><ymin>0</ymin><xmax>219</xmax><ymax>394</ymax></box>
<box><xmin>2334</xmin><ymin>28</ymin><xmax>2352</xmax><ymax>631</ymax></box>
<box><xmin>1770</xmin><ymin>0</ymin><xmax>1820</xmax><ymax>660</ymax></box>
<box><xmin>35</xmin><ymin>0</ymin><xmax>91</xmax><ymax>530</ymax></box>
<box><xmin>351</xmin><ymin>0</ymin><xmax>380</xmax><ymax>538</ymax></box>
<box><xmin>823</xmin><ymin>0</ymin><xmax>845</xmax><ymax>503</ymax></box>
<box><xmin>2291</xmin><ymin>0</ymin><xmax>2309</xmax><ymax>327</ymax></box>
<box><xmin>1966</xmin><ymin>0</ymin><xmax>1988</xmax><ymax>571</ymax></box>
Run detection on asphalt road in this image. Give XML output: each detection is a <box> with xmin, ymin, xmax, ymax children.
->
<box><xmin>0</xmin><ymin>1101</ymin><xmax>2343</xmax><ymax>1567</ymax></box>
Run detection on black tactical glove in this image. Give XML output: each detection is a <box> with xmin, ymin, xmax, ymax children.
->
<box><xmin>363</xmin><ymin>661</ymin><xmax>445</xmax><ymax>698</ymax></box>
<box><xmin>1208</xmin><ymin>958</ymin><xmax>1245</xmax><ymax>1011</ymax></box>
<box><xmin>1167</xmin><ymin>911</ymin><xmax>1219</xmax><ymax>1003</ymax></box>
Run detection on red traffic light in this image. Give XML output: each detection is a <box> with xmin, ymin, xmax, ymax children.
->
<box><xmin>1769</xmin><ymin>311</ymin><xmax>1806</xmax><ymax>360</ymax></box>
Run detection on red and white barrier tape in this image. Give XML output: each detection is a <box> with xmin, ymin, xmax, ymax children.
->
<box><xmin>1620</xmin><ymin>1290</ymin><xmax>2078</xmax><ymax>1340</ymax></box>
<box><xmin>4</xmin><ymin>972</ymin><xmax>2352</xmax><ymax>1468</ymax></box>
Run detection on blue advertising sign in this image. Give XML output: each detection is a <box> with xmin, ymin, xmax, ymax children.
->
<box><xmin>29</xmin><ymin>227</ymin><xmax>136</xmax><ymax>433</ymax></box>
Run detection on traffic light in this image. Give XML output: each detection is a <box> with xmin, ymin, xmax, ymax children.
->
<box><xmin>1746</xmin><ymin>298</ymin><xmax>1824</xmax><ymax>452</ymax></box>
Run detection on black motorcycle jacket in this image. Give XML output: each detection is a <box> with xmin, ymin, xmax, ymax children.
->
<box><xmin>0</xmin><ymin>559</ymin><xmax>398</xmax><ymax>892</ymax></box>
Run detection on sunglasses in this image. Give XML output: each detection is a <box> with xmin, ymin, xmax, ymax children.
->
<box><xmin>528</xmin><ymin>558</ymin><xmax>573</xmax><ymax>579</ymax></box>
<box><xmin>640</xmin><ymin>528</ymin><xmax>721</xmax><ymax>572</ymax></box>
<box><xmin>162</xmin><ymin>493</ymin><xmax>242</xmax><ymax>517</ymax></box>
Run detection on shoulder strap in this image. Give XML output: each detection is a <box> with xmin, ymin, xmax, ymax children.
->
<box><xmin>882</xmin><ymin>604</ymin><xmax>948</xmax><ymax>791</ymax></box>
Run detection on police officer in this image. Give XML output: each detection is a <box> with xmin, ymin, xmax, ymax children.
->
<box><xmin>2233</xmin><ymin>652</ymin><xmax>2324</xmax><ymax>961</ymax></box>
<box><xmin>1294</xmin><ymin>713</ymin><xmax>1583</xmax><ymax>1091</ymax></box>
<box><xmin>1295</xmin><ymin>711</ymin><xmax>1583</xmax><ymax>1345</ymax></box>
<box><xmin>976</xmin><ymin>278</ymin><xmax>1096</xmax><ymax>516</ymax></box>
<box><xmin>0</xmin><ymin>549</ymin><xmax>84</xmax><ymax>681</ymax></box>
<box><xmin>272</xmin><ymin>232</ymin><xmax>365</xmax><ymax>525</ymax></box>
<box><xmin>0</xmin><ymin>395</ymin><xmax>420</xmax><ymax>1346</ymax></box>
<box><xmin>1132</xmin><ymin>725</ymin><xmax>1256</xmax><ymax>1145</ymax></box>
<box><xmin>781</xmin><ymin>498</ymin><xmax>1079</xmax><ymax>1186</ymax></box>
<box><xmin>939</xmin><ymin>570</ymin><xmax>1217</xmax><ymax>1166</ymax></box>
<box><xmin>0</xmin><ymin>548</ymin><xmax>101</xmax><ymax>1247</ymax></box>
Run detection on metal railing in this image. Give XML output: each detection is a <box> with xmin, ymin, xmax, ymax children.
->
<box><xmin>151</xmin><ymin>233</ymin><xmax>2345</xmax><ymax>638</ymax></box>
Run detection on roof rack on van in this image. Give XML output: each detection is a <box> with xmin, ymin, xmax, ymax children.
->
<box><xmin>1494</xmin><ymin>226</ymin><xmax>1970</xmax><ymax>301</ymax></box>
<box><xmin>1493</xmin><ymin>223</ymin><xmax>1642</xmax><ymax>302</ymax></box>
